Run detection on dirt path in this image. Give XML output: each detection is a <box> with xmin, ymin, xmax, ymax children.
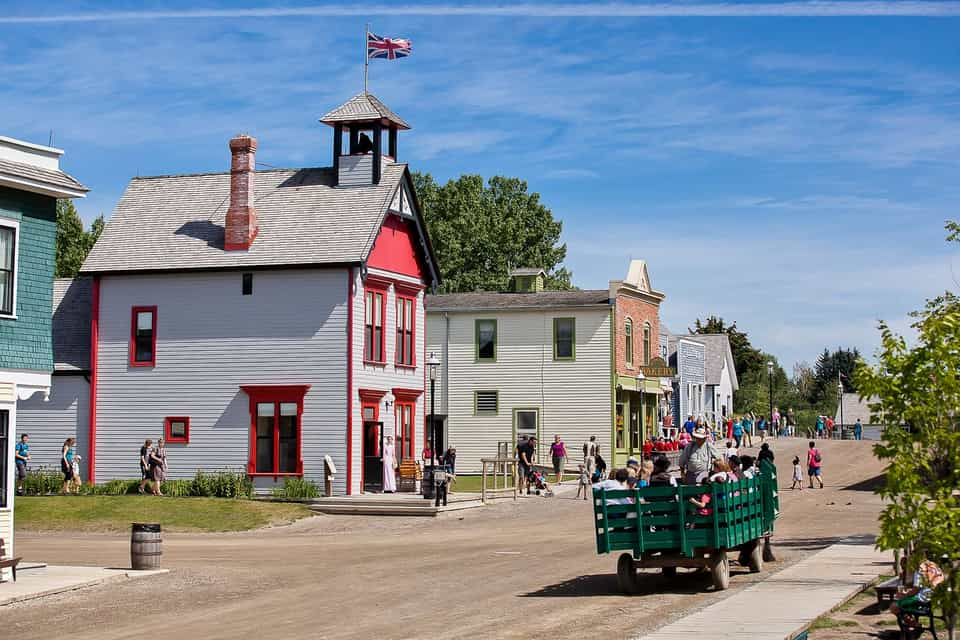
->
<box><xmin>5</xmin><ymin>439</ymin><xmax>885</xmax><ymax>640</ymax></box>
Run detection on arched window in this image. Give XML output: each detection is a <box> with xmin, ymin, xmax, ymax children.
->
<box><xmin>625</xmin><ymin>318</ymin><xmax>633</xmax><ymax>366</ymax></box>
<box><xmin>643</xmin><ymin>323</ymin><xmax>651</xmax><ymax>365</ymax></box>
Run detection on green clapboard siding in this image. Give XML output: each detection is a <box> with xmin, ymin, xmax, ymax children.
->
<box><xmin>0</xmin><ymin>186</ymin><xmax>57</xmax><ymax>372</ymax></box>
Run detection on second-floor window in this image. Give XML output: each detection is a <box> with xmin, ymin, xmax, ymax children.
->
<box><xmin>0</xmin><ymin>224</ymin><xmax>17</xmax><ymax>317</ymax></box>
<box><xmin>476</xmin><ymin>319</ymin><xmax>497</xmax><ymax>361</ymax></box>
<box><xmin>554</xmin><ymin>318</ymin><xmax>575</xmax><ymax>360</ymax></box>
<box><xmin>396</xmin><ymin>295</ymin><xmax>415</xmax><ymax>366</ymax></box>
<box><xmin>364</xmin><ymin>288</ymin><xmax>385</xmax><ymax>363</ymax></box>
<box><xmin>625</xmin><ymin>318</ymin><xmax>633</xmax><ymax>366</ymax></box>
<box><xmin>130</xmin><ymin>306</ymin><xmax>157</xmax><ymax>367</ymax></box>
<box><xmin>643</xmin><ymin>323</ymin><xmax>651</xmax><ymax>365</ymax></box>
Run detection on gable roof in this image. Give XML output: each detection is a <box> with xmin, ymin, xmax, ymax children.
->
<box><xmin>81</xmin><ymin>163</ymin><xmax>437</xmax><ymax>284</ymax></box>
<box><xmin>678</xmin><ymin>333</ymin><xmax>739</xmax><ymax>390</ymax></box>
<box><xmin>320</xmin><ymin>93</ymin><xmax>410</xmax><ymax>130</ymax></box>
<box><xmin>426</xmin><ymin>290</ymin><xmax>610</xmax><ymax>312</ymax></box>
<box><xmin>52</xmin><ymin>277</ymin><xmax>92</xmax><ymax>372</ymax></box>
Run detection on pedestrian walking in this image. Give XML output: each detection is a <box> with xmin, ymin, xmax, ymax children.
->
<box><xmin>138</xmin><ymin>439</ymin><xmax>153</xmax><ymax>494</ymax></box>
<box><xmin>853</xmin><ymin>419</ymin><xmax>863</xmax><ymax>441</ymax></box>
<box><xmin>518</xmin><ymin>436</ymin><xmax>536</xmax><ymax>494</ymax></box>
<box><xmin>807</xmin><ymin>441</ymin><xmax>823</xmax><ymax>488</ymax></box>
<box><xmin>742</xmin><ymin>414</ymin><xmax>754</xmax><ymax>447</ymax></box>
<box><xmin>582</xmin><ymin>435</ymin><xmax>598</xmax><ymax>475</ymax></box>
<box><xmin>732</xmin><ymin>417</ymin><xmax>743</xmax><ymax>448</ymax></box>
<box><xmin>550</xmin><ymin>435</ymin><xmax>567</xmax><ymax>484</ymax></box>
<box><xmin>678</xmin><ymin>426</ymin><xmax>720</xmax><ymax>485</ymax></box>
<box><xmin>71</xmin><ymin>452</ymin><xmax>83</xmax><ymax>492</ymax></box>
<box><xmin>15</xmin><ymin>433</ymin><xmax>30</xmax><ymax>495</ymax></box>
<box><xmin>757</xmin><ymin>415</ymin><xmax>768</xmax><ymax>444</ymax></box>
<box><xmin>683</xmin><ymin>415</ymin><xmax>696</xmax><ymax>435</ymax></box>
<box><xmin>381</xmin><ymin>434</ymin><xmax>397</xmax><ymax>494</ymax></box>
<box><xmin>815</xmin><ymin>415</ymin><xmax>825</xmax><ymax>440</ymax></box>
<box><xmin>772</xmin><ymin>407</ymin><xmax>781</xmax><ymax>438</ymax></box>
<box><xmin>786</xmin><ymin>408</ymin><xmax>797</xmax><ymax>437</ymax></box>
<box><xmin>825</xmin><ymin>415</ymin><xmax>834</xmax><ymax>439</ymax></box>
<box><xmin>576</xmin><ymin>464</ymin><xmax>590</xmax><ymax>500</ymax></box>
<box><xmin>61</xmin><ymin>437</ymin><xmax>76</xmax><ymax>494</ymax></box>
<box><xmin>791</xmin><ymin>455</ymin><xmax>803</xmax><ymax>490</ymax></box>
<box><xmin>150</xmin><ymin>438</ymin><xmax>167</xmax><ymax>496</ymax></box>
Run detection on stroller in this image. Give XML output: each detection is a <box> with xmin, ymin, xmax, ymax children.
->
<box><xmin>527</xmin><ymin>469</ymin><xmax>554</xmax><ymax>497</ymax></box>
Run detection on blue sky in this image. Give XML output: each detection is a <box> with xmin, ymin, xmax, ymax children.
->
<box><xmin>2</xmin><ymin>1</ymin><xmax>959</xmax><ymax>369</ymax></box>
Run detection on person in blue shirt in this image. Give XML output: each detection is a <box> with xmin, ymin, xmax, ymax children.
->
<box><xmin>683</xmin><ymin>415</ymin><xmax>697</xmax><ymax>435</ymax></box>
<box><xmin>741</xmin><ymin>414</ymin><xmax>754</xmax><ymax>447</ymax></box>
<box><xmin>15</xmin><ymin>433</ymin><xmax>30</xmax><ymax>495</ymax></box>
<box><xmin>853</xmin><ymin>419</ymin><xmax>863</xmax><ymax>441</ymax></box>
<box><xmin>815</xmin><ymin>415</ymin><xmax>825</xmax><ymax>439</ymax></box>
<box><xmin>732</xmin><ymin>418</ymin><xmax>744</xmax><ymax>448</ymax></box>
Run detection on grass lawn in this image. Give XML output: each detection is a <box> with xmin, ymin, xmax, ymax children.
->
<box><xmin>15</xmin><ymin>496</ymin><xmax>314</xmax><ymax>533</ymax></box>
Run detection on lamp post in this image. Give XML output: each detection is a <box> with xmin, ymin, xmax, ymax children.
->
<box><xmin>427</xmin><ymin>352</ymin><xmax>442</xmax><ymax>505</ymax></box>
<box><xmin>838</xmin><ymin>373</ymin><xmax>844</xmax><ymax>439</ymax></box>
<box><xmin>767</xmin><ymin>361</ymin><xmax>774</xmax><ymax>430</ymax></box>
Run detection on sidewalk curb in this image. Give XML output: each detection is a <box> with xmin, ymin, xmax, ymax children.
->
<box><xmin>0</xmin><ymin>569</ymin><xmax>170</xmax><ymax>607</ymax></box>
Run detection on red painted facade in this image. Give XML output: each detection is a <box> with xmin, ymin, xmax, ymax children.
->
<box><xmin>367</xmin><ymin>214</ymin><xmax>425</xmax><ymax>279</ymax></box>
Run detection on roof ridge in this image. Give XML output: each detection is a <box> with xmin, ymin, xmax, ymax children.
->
<box><xmin>131</xmin><ymin>167</ymin><xmax>332</xmax><ymax>181</ymax></box>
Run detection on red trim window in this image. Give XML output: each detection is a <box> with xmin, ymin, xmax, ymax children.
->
<box><xmin>164</xmin><ymin>416</ymin><xmax>190</xmax><ymax>444</ymax></box>
<box><xmin>395</xmin><ymin>293</ymin><xmax>416</xmax><ymax>367</ymax></box>
<box><xmin>364</xmin><ymin>285</ymin><xmax>386</xmax><ymax>364</ymax></box>
<box><xmin>130</xmin><ymin>306</ymin><xmax>157</xmax><ymax>367</ymax></box>
<box><xmin>241</xmin><ymin>385</ymin><xmax>311</xmax><ymax>477</ymax></box>
<box><xmin>396</xmin><ymin>402</ymin><xmax>414</xmax><ymax>460</ymax></box>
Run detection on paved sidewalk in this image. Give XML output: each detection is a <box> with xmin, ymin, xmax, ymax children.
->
<box><xmin>1</xmin><ymin>565</ymin><xmax>169</xmax><ymax>607</ymax></box>
<box><xmin>635</xmin><ymin>543</ymin><xmax>889</xmax><ymax>640</ymax></box>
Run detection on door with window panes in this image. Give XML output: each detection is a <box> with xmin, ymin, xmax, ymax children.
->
<box><xmin>514</xmin><ymin>409</ymin><xmax>539</xmax><ymax>460</ymax></box>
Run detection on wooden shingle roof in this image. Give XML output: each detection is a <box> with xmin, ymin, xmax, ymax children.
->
<box><xmin>320</xmin><ymin>93</ymin><xmax>410</xmax><ymax>130</ymax></box>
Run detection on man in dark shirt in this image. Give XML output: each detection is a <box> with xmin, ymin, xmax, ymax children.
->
<box><xmin>517</xmin><ymin>436</ymin><xmax>536</xmax><ymax>495</ymax></box>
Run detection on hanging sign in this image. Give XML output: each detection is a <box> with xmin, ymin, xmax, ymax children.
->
<box><xmin>640</xmin><ymin>356</ymin><xmax>675</xmax><ymax>378</ymax></box>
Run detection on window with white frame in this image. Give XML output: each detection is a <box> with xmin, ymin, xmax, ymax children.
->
<box><xmin>0</xmin><ymin>223</ymin><xmax>17</xmax><ymax>316</ymax></box>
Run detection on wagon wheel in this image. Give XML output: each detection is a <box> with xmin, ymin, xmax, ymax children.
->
<box><xmin>897</xmin><ymin>614</ymin><xmax>924</xmax><ymax>640</ymax></box>
<box><xmin>710</xmin><ymin>553</ymin><xmax>730</xmax><ymax>591</ymax></box>
<box><xmin>661</xmin><ymin>566</ymin><xmax>678</xmax><ymax>577</ymax></box>
<box><xmin>616</xmin><ymin>553</ymin><xmax>640</xmax><ymax>595</ymax></box>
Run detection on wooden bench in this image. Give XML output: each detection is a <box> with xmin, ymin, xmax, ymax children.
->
<box><xmin>0</xmin><ymin>538</ymin><xmax>22</xmax><ymax>583</ymax></box>
<box><xmin>397</xmin><ymin>459</ymin><xmax>421</xmax><ymax>492</ymax></box>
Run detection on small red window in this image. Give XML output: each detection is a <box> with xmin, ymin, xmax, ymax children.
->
<box><xmin>164</xmin><ymin>416</ymin><xmax>190</xmax><ymax>444</ymax></box>
<box><xmin>395</xmin><ymin>295</ymin><xmax>415</xmax><ymax>367</ymax></box>
<box><xmin>364</xmin><ymin>286</ymin><xmax>386</xmax><ymax>364</ymax></box>
<box><xmin>130</xmin><ymin>306</ymin><xmax>157</xmax><ymax>367</ymax></box>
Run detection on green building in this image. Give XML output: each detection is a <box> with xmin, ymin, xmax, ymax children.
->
<box><xmin>0</xmin><ymin>134</ymin><xmax>87</xmax><ymax>576</ymax></box>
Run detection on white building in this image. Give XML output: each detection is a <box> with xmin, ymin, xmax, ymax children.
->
<box><xmin>681</xmin><ymin>333</ymin><xmax>738</xmax><ymax>426</ymax></box>
<box><xmin>426</xmin><ymin>271</ymin><xmax>613</xmax><ymax>473</ymax></box>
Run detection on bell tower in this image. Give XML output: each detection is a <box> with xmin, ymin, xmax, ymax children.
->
<box><xmin>321</xmin><ymin>93</ymin><xmax>410</xmax><ymax>187</ymax></box>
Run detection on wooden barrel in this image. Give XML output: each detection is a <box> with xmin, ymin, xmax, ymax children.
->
<box><xmin>130</xmin><ymin>523</ymin><xmax>162</xmax><ymax>570</ymax></box>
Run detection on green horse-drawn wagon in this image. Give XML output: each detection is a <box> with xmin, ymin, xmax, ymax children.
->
<box><xmin>592</xmin><ymin>462</ymin><xmax>779</xmax><ymax>592</ymax></box>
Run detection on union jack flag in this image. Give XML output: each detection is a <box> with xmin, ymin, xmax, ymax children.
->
<box><xmin>367</xmin><ymin>32</ymin><xmax>412</xmax><ymax>60</ymax></box>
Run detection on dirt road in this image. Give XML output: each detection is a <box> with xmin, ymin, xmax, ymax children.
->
<box><xmin>4</xmin><ymin>439</ymin><xmax>885</xmax><ymax>640</ymax></box>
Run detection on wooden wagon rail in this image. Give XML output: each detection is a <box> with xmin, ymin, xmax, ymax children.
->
<box><xmin>480</xmin><ymin>457</ymin><xmax>518</xmax><ymax>504</ymax></box>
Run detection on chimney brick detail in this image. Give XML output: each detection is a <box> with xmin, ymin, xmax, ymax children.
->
<box><xmin>225</xmin><ymin>134</ymin><xmax>258</xmax><ymax>251</ymax></box>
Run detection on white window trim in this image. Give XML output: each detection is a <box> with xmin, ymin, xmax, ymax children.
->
<box><xmin>0</xmin><ymin>219</ymin><xmax>19</xmax><ymax>320</ymax></box>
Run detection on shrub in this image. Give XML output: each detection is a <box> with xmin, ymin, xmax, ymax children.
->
<box><xmin>271</xmin><ymin>477</ymin><xmax>321</xmax><ymax>499</ymax></box>
<box><xmin>190</xmin><ymin>470</ymin><xmax>252</xmax><ymax>499</ymax></box>
<box><xmin>22</xmin><ymin>467</ymin><xmax>63</xmax><ymax>495</ymax></box>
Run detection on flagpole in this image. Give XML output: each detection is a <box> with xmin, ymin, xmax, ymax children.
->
<box><xmin>363</xmin><ymin>23</ymin><xmax>369</xmax><ymax>94</ymax></box>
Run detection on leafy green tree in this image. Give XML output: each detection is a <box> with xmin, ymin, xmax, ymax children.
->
<box><xmin>810</xmin><ymin>347</ymin><xmax>860</xmax><ymax>406</ymax></box>
<box><xmin>856</xmin><ymin>224</ymin><xmax>960</xmax><ymax>639</ymax></box>
<box><xmin>689</xmin><ymin>316</ymin><xmax>765</xmax><ymax>379</ymax></box>
<box><xmin>55</xmin><ymin>199</ymin><xmax>104</xmax><ymax>278</ymax></box>
<box><xmin>412</xmin><ymin>172</ymin><xmax>571</xmax><ymax>293</ymax></box>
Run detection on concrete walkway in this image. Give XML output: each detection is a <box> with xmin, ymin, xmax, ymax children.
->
<box><xmin>1</xmin><ymin>565</ymin><xmax>169</xmax><ymax>607</ymax></box>
<box><xmin>635</xmin><ymin>543</ymin><xmax>889</xmax><ymax>640</ymax></box>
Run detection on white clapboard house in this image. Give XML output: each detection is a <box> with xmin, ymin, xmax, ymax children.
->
<box><xmin>26</xmin><ymin>94</ymin><xmax>440</xmax><ymax>495</ymax></box>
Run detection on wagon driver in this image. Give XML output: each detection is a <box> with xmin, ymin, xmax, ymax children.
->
<box><xmin>678</xmin><ymin>426</ymin><xmax>720</xmax><ymax>485</ymax></box>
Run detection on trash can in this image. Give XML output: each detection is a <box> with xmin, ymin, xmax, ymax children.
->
<box><xmin>422</xmin><ymin>468</ymin><xmax>435</xmax><ymax>500</ymax></box>
<box><xmin>131</xmin><ymin>523</ymin><xmax>162</xmax><ymax>570</ymax></box>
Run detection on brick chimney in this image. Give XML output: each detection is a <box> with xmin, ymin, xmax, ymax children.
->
<box><xmin>224</xmin><ymin>134</ymin><xmax>258</xmax><ymax>251</ymax></box>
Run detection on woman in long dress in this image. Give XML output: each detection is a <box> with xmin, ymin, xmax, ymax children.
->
<box><xmin>382</xmin><ymin>435</ymin><xmax>397</xmax><ymax>493</ymax></box>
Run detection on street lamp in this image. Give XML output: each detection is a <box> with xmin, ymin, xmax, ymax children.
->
<box><xmin>767</xmin><ymin>361</ymin><xmax>774</xmax><ymax>430</ymax></box>
<box><xmin>427</xmin><ymin>352</ymin><xmax>442</xmax><ymax>505</ymax></box>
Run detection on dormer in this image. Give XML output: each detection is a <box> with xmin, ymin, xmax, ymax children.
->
<box><xmin>509</xmin><ymin>268</ymin><xmax>546</xmax><ymax>293</ymax></box>
<box><xmin>321</xmin><ymin>93</ymin><xmax>410</xmax><ymax>187</ymax></box>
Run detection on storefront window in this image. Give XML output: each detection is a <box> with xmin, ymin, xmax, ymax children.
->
<box><xmin>615</xmin><ymin>403</ymin><xmax>625</xmax><ymax>450</ymax></box>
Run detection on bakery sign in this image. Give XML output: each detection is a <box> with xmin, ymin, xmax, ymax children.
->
<box><xmin>640</xmin><ymin>357</ymin><xmax>675</xmax><ymax>378</ymax></box>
